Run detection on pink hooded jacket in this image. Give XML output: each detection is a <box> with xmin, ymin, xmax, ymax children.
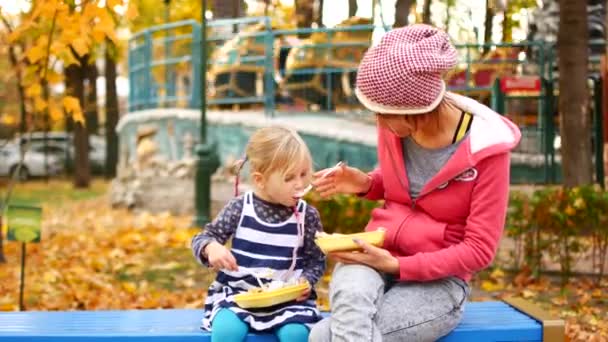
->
<box><xmin>364</xmin><ymin>92</ymin><xmax>522</xmax><ymax>282</ymax></box>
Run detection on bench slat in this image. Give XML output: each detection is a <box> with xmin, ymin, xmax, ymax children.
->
<box><xmin>0</xmin><ymin>302</ymin><xmax>542</xmax><ymax>342</ymax></box>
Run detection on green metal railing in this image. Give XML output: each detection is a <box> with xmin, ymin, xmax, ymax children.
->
<box><xmin>127</xmin><ymin>18</ymin><xmax>605</xmax><ymax>185</ymax></box>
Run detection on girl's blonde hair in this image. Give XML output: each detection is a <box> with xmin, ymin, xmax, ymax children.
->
<box><xmin>245</xmin><ymin>126</ymin><xmax>312</xmax><ymax>178</ymax></box>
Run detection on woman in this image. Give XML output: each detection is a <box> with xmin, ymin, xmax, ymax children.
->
<box><xmin>309</xmin><ymin>24</ymin><xmax>521</xmax><ymax>342</ymax></box>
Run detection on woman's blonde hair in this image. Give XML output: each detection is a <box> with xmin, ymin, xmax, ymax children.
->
<box><xmin>244</xmin><ymin>125</ymin><xmax>312</xmax><ymax>178</ymax></box>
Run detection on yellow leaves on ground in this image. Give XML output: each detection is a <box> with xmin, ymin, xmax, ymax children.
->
<box><xmin>473</xmin><ymin>268</ymin><xmax>608</xmax><ymax>342</ymax></box>
<box><xmin>0</xmin><ymin>181</ymin><xmax>214</xmax><ymax>312</ymax></box>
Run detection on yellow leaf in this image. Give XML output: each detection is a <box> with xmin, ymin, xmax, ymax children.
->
<box><xmin>107</xmin><ymin>0</ymin><xmax>123</xmax><ymax>8</ymax></box>
<box><xmin>40</xmin><ymin>1</ymin><xmax>60</xmax><ymax>19</ymax></box>
<box><xmin>92</xmin><ymin>28</ymin><xmax>106</xmax><ymax>44</ymax></box>
<box><xmin>63</xmin><ymin>96</ymin><xmax>84</xmax><ymax>124</ymax></box>
<box><xmin>49</xmin><ymin>105</ymin><xmax>63</xmax><ymax>122</ymax></box>
<box><xmin>63</xmin><ymin>96</ymin><xmax>80</xmax><ymax>113</ymax></box>
<box><xmin>564</xmin><ymin>206</ymin><xmax>576</xmax><ymax>216</ymax></box>
<box><xmin>34</xmin><ymin>97</ymin><xmax>47</xmax><ymax>112</ymax></box>
<box><xmin>0</xmin><ymin>113</ymin><xmax>17</xmax><ymax>126</ymax></box>
<box><xmin>26</xmin><ymin>83</ymin><xmax>42</xmax><ymax>98</ymax></box>
<box><xmin>26</xmin><ymin>44</ymin><xmax>46</xmax><ymax>64</ymax></box>
<box><xmin>46</xmin><ymin>71</ymin><xmax>64</xmax><ymax>84</ymax></box>
<box><xmin>489</xmin><ymin>268</ymin><xmax>505</xmax><ymax>280</ymax></box>
<box><xmin>481</xmin><ymin>280</ymin><xmax>504</xmax><ymax>292</ymax></box>
<box><xmin>122</xmin><ymin>282</ymin><xmax>137</xmax><ymax>294</ymax></box>
<box><xmin>71</xmin><ymin>38</ymin><xmax>89</xmax><ymax>57</ymax></box>
<box><xmin>126</xmin><ymin>4</ymin><xmax>139</xmax><ymax>21</ymax></box>
<box><xmin>72</xmin><ymin>111</ymin><xmax>85</xmax><ymax>124</ymax></box>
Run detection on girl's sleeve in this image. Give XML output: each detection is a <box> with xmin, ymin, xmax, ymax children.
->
<box><xmin>191</xmin><ymin>196</ymin><xmax>243</xmax><ymax>266</ymax></box>
<box><xmin>301</xmin><ymin>205</ymin><xmax>327</xmax><ymax>285</ymax></box>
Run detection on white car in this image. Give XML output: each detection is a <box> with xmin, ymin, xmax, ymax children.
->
<box><xmin>0</xmin><ymin>143</ymin><xmax>64</xmax><ymax>180</ymax></box>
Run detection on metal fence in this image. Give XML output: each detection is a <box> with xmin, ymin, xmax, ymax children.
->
<box><xmin>127</xmin><ymin>18</ymin><xmax>605</xmax><ymax>184</ymax></box>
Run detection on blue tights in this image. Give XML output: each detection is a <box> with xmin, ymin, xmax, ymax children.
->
<box><xmin>211</xmin><ymin>308</ymin><xmax>309</xmax><ymax>342</ymax></box>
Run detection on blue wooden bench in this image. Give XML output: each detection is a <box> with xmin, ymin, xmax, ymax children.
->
<box><xmin>0</xmin><ymin>299</ymin><xmax>564</xmax><ymax>341</ymax></box>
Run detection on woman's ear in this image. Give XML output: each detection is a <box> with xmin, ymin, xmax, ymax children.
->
<box><xmin>252</xmin><ymin>171</ymin><xmax>265</xmax><ymax>190</ymax></box>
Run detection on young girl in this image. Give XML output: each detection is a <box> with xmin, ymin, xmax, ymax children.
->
<box><xmin>191</xmin><ymin>125</ymin><xmax>326</xmax><ymax>342</ymax></box>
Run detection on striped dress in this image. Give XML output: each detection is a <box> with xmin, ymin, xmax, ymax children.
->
<box><xmin>193</xmin><ymin>192</ymin><xmax>325</xmax><ymax>332</ymax></box>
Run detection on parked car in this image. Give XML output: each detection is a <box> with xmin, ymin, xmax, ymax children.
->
<box><xmin>0</xmin><ymin>143</ymin><xmax>64</xmax><ymax>180</ymax></box>
<box><xmin>14</xmin><ymin>132</ymin><xmax>107</xmax><ymax>174</ymax></box>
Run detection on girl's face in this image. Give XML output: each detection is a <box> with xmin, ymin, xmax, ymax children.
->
<box><xmin>253</xmin><ymin>159</ymin><xmax>312</xmax><ymax>207</ymax></box>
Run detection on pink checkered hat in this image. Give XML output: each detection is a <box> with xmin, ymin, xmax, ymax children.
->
<box><xmin>355</xmin><ymin>24</ymin><xmax>458</xmax><ymax>115</ymax></box>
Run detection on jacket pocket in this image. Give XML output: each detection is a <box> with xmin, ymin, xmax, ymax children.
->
<box><xmin>365</xmin><ymin>203</ymin><xmax>413</xmax><ymax>251</ymax></box>
<box><xmin>396</xmin><ymin>210</ymin><xmax>448</xmax><ymax>255</ymax></box>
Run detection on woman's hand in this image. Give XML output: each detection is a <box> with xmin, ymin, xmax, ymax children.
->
<box><xmin>204</xmin><ymin>241</ymin><xmax>238</xmax><ymax>271</ymax></box>
<box><xmin>329</xmin><ymin>239</ymin><xmax>400</xmax><ymax>275</ymax></box>
<box><xmin>295</xmin><ymin>278</ymin><xmax>311</xmax><ymax>302</ymax></box>
<box><xmin>312</xmin><ymin>164</ymin><xmax>372</xmax><ymax>198</ymax></box>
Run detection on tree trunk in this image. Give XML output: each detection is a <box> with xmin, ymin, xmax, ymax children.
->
<box><xmin>105</xmin><ymin>41</ymin><xmax>119</xmax><ymax>178</ymax></box>
<box><xmin>483</xmin><ymin>0</ymin><xmax>494</xmax><ymax>54</ymax></box>
<box><xmin>394</xmin><ymin>0</ymin><xmax>413</xmax><ymax>28</ymax></box>
<box><xmin>295</xmin><ymin>0</ymin><xmax>315</xmax><ymax>37</ymax></box>
<box><xmin>422</xmin><ymin>0</ymin><xmax>432</xmax><ymax>24</ymax></box>
<box><xmin>558</xmin><ymin>0</ymin><xmax>593</xmax><ymax>187</ymax></box>
<box><xmin>349</xmin><ymin>0</ymin><xmax>358</xmax><ymax>17</ymax></box>
<box><xmin>316</xmin><ymin>0</ymin><xmax>324</xmax><ymax>26</ymax></box>
<box><xmin>212</xmin><ymin>0</ymin><xmax>235</xmax><ymax>18</ymax></box>
<box><xmin>66</xmin><ymin>63</ymin><xmax>91</xmax><ymax>188</ymax></box>
<box><xmin>502</xmin><ymin>5</ymin><xmax>512</xmax><ymax>42</ymax></box>
<box><xmin>85</xmin><ymin>59</ymin><xmax>99</xmax><ymax>135</ymax></box>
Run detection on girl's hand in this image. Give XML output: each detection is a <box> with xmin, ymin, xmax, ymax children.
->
<box><xmin>312</xmin><ymin>164</ymin><xmax>372</xmax><ymax>198</ymax></box>
<box><xmin>295</xmin><ymin>278</ymin><xmax>311</xmax><ymax>302</ymax></box>
<box><xmin>329</xmin><ymin>239</ymin><xmax>400</xmax><ymax>275</ymax></box>
<box><xmin>205</xmin><ymin>241</ymin><xmax>238</xmax><ymax>271</ymax></box>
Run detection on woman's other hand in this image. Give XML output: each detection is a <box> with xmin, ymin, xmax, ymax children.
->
<box><xmin>329</xmin><ymin>239</ymin><xmax>399</xmax><ymax>275</ymax></box>
<box><xmin>205</xmin><ymin>241</ymin><xmax>238</xmax><ymax>271</ymax></box>
<box><xmin>312</xmin><ymin>164</ymin><xmax>372</xmax><ymax>198</ymax></box>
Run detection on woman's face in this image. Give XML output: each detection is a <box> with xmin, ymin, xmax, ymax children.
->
<box><xmin>376</xmin><ymin>114</ymin><xmax>414</xmax><ymax>138</ymax></box>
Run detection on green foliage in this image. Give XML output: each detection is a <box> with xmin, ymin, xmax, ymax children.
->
<box><xmin>506</xmin><ymin>186</ymin><xmax>608</xmax><ymax>286</ymax></box>
<box><xmin>304</xmin><ymin>193</ymin><xmax>381</xmax><ymax>234</ymax></box>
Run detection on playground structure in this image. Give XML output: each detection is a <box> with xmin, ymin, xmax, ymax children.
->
<box><xmin>123</xmin><ymin>16</ymin><xmax>606</xmax><ymax>200</ymax></box>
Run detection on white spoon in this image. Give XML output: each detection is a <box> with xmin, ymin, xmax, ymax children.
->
<box><xmin>294</xmin><ymin>161</ymin><xmax>344</xmax><ymax>198</ymax></box>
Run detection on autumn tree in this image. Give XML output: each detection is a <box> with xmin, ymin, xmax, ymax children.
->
<box><xmin>558</xmin><ymin>0</ymin><xmax>593</xmax><ymax>186</ymax></box>
<box><xmin>394</xmin><ymin>0</ymin><xmax>414</xmax><ymax>28</ymax></box>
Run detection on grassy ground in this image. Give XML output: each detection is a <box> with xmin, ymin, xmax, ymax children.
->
<box><xmin>0</xmin><ymin>180</ymin><xmax>606</xmax><ymax>340</ymax></box>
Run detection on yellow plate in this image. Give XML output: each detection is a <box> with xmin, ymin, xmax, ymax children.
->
<box><xmin>315</xmin><ymin>230</ymin><xmax>385</xmax><ymax>254</ymax></box>
<box><xmin>233</xmin><ymin>283</ymin><xmax>309</xmax><ymax>309</ymax></box>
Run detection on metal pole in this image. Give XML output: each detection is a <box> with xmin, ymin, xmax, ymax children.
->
<box><xmin>19</xmin><ymin>242</ymin><xmax>26</xmax><ymax>311</ymax></box>
<box><xmin>164</xmin><ymin>0</ymin><xmax>171</xmax><ymax>107</ymax></box>
<box><xmin>194</xmin><ymin>0</ymin><xmax>219</xmax><ymax>227</ymax></box>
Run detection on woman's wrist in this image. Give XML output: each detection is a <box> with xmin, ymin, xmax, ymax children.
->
<box><xmin>356</xmin><ymin>170</ymin><xmax>373</xmax><ymax>195</ymax></box>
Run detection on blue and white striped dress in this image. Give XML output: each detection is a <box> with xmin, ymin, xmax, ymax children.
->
<box><xmin>201</xmin><ymin>192</ymin><xmax>323</xmax><ymax>331</ymax></box>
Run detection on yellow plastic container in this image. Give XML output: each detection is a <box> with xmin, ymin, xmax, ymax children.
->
<box><xmin>233</xmin><ymin>283</ymin><xmax>309</xmax><ymax>309</ymax></box>
<box><xmin>315</xmin><ymin>230</ymin><xmax>385</xmax><ymax>254</ymax></box>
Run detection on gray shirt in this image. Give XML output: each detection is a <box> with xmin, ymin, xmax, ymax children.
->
<box><xmin>402</xmin><ymin>134</ymin><xmax>466</xmax><ymax>198</ymax></box>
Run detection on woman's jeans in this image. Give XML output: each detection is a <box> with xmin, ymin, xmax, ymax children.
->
<box><xmin>309</xmin><ymin>263</ymin><xmax>469</xmax><ymax>342</ymax></box>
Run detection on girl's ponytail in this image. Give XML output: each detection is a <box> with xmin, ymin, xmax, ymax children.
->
<box><xmin>234</xmin><ymin>156</ymin><xmax>248</xmax><ymax>196</ymax></box>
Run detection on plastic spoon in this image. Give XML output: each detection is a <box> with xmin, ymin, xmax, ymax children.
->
<box><xmin>295</xmin><ymin>161</ymin><xmax>344</xmax><ymax>198</ymax></box>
